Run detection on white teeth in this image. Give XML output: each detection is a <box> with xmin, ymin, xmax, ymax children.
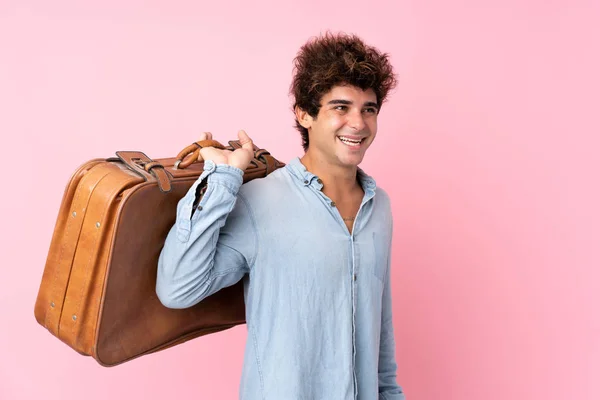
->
<box><xmin>339</xmin><ymin>137</ymin><xmax>362</xmax><ymax>145</ymax></box>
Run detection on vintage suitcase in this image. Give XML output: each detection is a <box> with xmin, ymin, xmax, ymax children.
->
<box><xmin>34</xmin><ymin>139</ymin><xmax>284</xmax><ymax>366</ymax></box>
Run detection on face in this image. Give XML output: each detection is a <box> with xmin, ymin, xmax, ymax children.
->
<box><xmin>298</xmin><ymin>84</ymin><xmax>379</xmax><ymax>169</ymax></box>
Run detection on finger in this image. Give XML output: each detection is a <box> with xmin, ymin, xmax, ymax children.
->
<box><xmin>238</xmin><ymin>130</ymin><xmax>254</xmax><ymax>151</ymax></box>
<box><xmin>199</xmin><ymin>147</ymin><xmax>226</xmax><ymax>163</ymax></box>
<box><xmin>206</xmin><ymin>132</ymin><xmax>213</xmax><ymax>141</ymax></box>
<box><xmin>198</xmin><ymin>131</ymin><xmax>209</xmax><ymax>141</ymax></box>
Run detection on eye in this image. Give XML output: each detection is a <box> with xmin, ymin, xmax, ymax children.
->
<box><xmin>334</xmin><ymin>105</ymin><xmax>348</xmax><ymax>111</ymax></box>
<box><xmin>363</xmin><ymin>107</ymin><xmax>377</xmax><ymax>114</ymax></box>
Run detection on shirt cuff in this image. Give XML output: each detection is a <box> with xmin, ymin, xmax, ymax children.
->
<box><xmin>201</xmin><ymin>160</ymin><xmax>244</xmax><ymax>193</ymax></box>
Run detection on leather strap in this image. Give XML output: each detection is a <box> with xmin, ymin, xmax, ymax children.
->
<box><xmin>116</xmin><ymin>151</ymin><xmax>172</xmax><ymax>193</ymax></box>
<box><xmin>254</xmin><ymin>149</ymin><xmax>277</xmax><ymax>174</ymax></box>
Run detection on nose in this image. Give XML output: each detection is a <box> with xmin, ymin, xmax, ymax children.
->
<box><xmin>347</xmin><ymin>109</ymin><xmax>366</xmax><ymax>131</ymax></box>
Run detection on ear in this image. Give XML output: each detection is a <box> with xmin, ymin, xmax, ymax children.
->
<box><xmin>295</xmin><ymin>106</ymin><xmax>314</xmax><ymax>129</ymax></box>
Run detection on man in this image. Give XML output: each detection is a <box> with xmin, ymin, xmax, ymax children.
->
<box><xmin>157</xmin><ymin>32</ymin><xmax>405</xmax><ymax>400</ymax></box>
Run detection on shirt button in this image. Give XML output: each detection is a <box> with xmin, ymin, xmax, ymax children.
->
<box><xmin>330</xmin><ymin>201</ymin><xmax>336</xmax><ymax>207</ymax></box>
<box><xmin>304</xmin><ymin>180</ymin><xmax>309</xmax><ymax>184</ymax></box>
<box><xmin>317</xmin><ymin>178</ymin><xmax>323</xmax><ymax>184</ymax></box>
<box><xmin>354</xmin><ymin>274</ymin><xmax>357</xmax><ymax>281</ymax></box>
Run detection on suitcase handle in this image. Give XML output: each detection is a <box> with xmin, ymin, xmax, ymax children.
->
<box><xmin>173</xmin><ymin>139</ymin><xmax>226</xmax><ymax>170</ymax></box>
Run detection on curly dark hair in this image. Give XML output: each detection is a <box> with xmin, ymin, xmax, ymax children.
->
<box><xmin>290</xmin><ymin>32</ymin><xmax>397</xmax><ymax>151</ymax></box>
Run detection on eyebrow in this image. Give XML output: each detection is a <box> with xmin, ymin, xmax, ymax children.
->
<box><xmin>327</xmin><ymin>99</ymin><xmax>379</xmax><ymax>109</ymax></box>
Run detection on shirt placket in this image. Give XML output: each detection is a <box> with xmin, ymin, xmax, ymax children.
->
<box><xmin>303</xmin><ymin>171</ymin><xmax>374</xmax><ymax>400</ymax></box>
<box><xmin>349</xmin><ymin>199</ymin><xmax>371</xmax><ymax>400</ymax></box>
<box><xmin>350</xmin><ymin>232</ymin><xmax>358</xmax><ymax>399</ymax></box>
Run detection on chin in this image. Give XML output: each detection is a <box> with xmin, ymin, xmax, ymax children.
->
<box><xmin>336</xmin><ymin>153</ymin><xmax>365</xmax><ymax>168</ymax></box>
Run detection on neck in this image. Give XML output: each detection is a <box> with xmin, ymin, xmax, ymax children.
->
<box><xmin>300</xmin><ymin>151</ymin><xmax>361</xmax><ymax>197</ymax></box>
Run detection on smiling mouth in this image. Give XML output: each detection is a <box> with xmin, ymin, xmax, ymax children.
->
<box><xmin>337</xmin><ymin>136</ymin><xmax>366</xmax><ymax>147</ymax></box>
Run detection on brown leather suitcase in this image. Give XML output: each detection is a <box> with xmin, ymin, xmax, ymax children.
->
<box><xmin>34</xmin><ymin>139</ymin><xmax>284</xmax><ymax>366</ymax></box>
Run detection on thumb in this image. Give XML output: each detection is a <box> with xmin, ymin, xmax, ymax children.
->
<box><xmin>238</xmin><ymin>130</ymin><xmax>254</xmax><ymax>152</ymax></box>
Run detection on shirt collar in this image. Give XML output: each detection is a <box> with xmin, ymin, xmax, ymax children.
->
<box><xmin>286</xmin><ymin>157</ymin><xmax>377</xmax><ymax>195</ymax></box>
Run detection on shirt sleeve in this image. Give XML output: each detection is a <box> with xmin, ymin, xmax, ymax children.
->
<box><xmin>378</xmin><ymin>219</ymin><xmax>406</xmax><ymax>400</ymax></box>
<box><xmin>156</xmin><ymin>160</ymin><xmax>257</xmax><ymax>309</ymax></box>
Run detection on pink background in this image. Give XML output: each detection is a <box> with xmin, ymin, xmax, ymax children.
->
<box><xmin>1</xmin><ymin>1</ymin><xmax>599</xmax><ymax>399</ymax></box>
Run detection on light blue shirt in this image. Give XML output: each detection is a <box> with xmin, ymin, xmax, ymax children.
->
<box><xmin>157</xmin><ymin>157</ymin><xmax>405</xmax><ymax>400</ymax></box>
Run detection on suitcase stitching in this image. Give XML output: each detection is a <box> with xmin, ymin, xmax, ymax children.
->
<box><xmin>44</xmin><ymin>188</ymin><xmax>80</xmax><ymax>330</ymax></box>
<box><xmin>70</xmin><ymin>179</ymin><xmax>131</xmax><ymax>337</ymax></box>
<box><xmin>45</xmin><ymin>168</ymin><xmax>110</xmax><ymax>331</ymax></box>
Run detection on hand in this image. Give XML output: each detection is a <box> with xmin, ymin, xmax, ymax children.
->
<box><xmin>198</xmin><ymin>130</ymin><xmax>255</xmax><ymax>171</ymax></box>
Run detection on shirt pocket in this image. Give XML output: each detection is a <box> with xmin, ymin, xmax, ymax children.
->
<box><xmin>371</xmin><ymin>231</ymin><xmax>389</xmax><ymax>282</ymax></box>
